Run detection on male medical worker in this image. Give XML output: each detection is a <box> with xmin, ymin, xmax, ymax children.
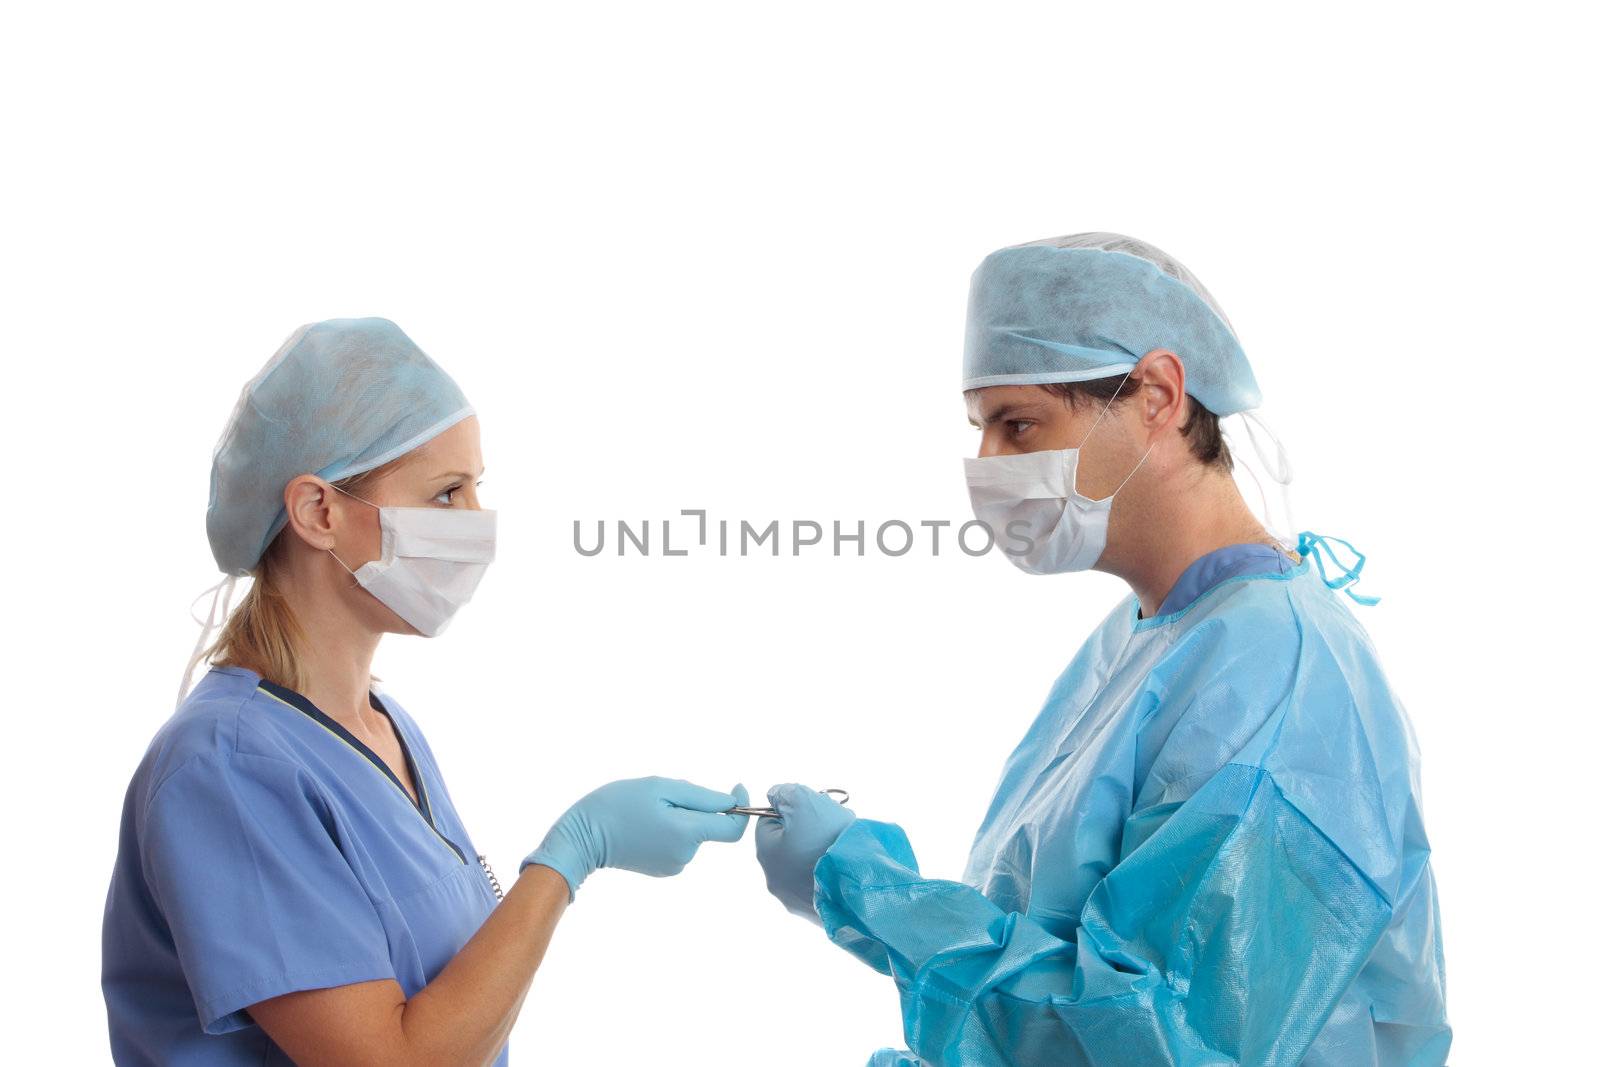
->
<box><xmin>755</xmin><ymin>234</ymin><xmax>1449</xmax><ymax>1066</ymax></box>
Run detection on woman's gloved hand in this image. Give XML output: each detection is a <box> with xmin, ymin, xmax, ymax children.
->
<box><xmin>523</xmin><ymin>777</ymin><xmax>750</xmax><ymax>900</ymax></box>
<box><xmin>754</xmin><ymin>782</ymin><xmax>857</xmax><ymax>925</ymax></box>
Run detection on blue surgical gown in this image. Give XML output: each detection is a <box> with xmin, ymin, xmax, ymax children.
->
<box><xmin>101</xmin><ymin>665</ymin><xmax>505</xmax><ymax>1065</ymax></box>
<box><xmin>814</xmin><ymin>546</ymin><xmax>1450</xmax><ymax>1066</ymax></box>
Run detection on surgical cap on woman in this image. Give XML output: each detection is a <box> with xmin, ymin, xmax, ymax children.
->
<box><xmin>962</xmin><ymin>232</ymin><xmax>1261</xmax><ymax>416</ymax></box>
<box><xmin>205</xmin><ymin>318</ymin><xmax>474</xmax><ymax>576</ymax></box>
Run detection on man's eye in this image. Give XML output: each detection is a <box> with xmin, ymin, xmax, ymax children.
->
<box><xmin>1009</xmin><ymin>420</ymin><xmax>1035</xmax><ymax>435</ymax></box>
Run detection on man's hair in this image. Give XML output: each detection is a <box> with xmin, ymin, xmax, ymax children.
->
<box><xmin>1040</xmin><ymin>375</ymin><xmax>1232</xmax><ymax>470</ymax></box>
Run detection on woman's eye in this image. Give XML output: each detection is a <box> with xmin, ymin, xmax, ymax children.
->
<box><xmin>432</xmin><ymin>485</ymin><xmax>460</xmax><ymax>505</ymax></box>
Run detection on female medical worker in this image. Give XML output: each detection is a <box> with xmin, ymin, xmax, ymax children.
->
<box><xmin>102</xmin><ymin>318</ymin><xmax>750</xmax><ymax>1066</ymax></box>
<box><xmin>755</xmin><ymin>235</ymin><xmax>1450</xmax><ymax>1066</ymax></box>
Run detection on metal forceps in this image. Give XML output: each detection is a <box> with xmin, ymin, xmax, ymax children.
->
<box><xmin>726</xmin><ymin>788</ymin><xmax>850</xmax><ymax>818</ymax></box>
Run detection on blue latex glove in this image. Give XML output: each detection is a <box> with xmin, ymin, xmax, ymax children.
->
<box><xmin>754</xmin><ymin>782</ymin><xmax>857</xmax><ymax>925</ymax></box>
<box><xmin>523</xmin><ymin>777</ymin><xmax>750</xmax><ymax>900</ymax></box>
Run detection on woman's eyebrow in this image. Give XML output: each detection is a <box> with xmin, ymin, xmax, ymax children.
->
<box><xmin>432</xmin><ymin>468</ymin><xmax>486</xmax><ymax>482</ymax></box>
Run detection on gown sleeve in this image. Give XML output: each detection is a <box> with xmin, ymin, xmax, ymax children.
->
<box><xmin>141</xmin><ymin>752</ymin><xmax>396</xmax><ymax>1034</ymax></box>
<box><xmin>813</xmin><ymin>760</ymin><xmax>1396</xmax><ymax>1067</ymax></box>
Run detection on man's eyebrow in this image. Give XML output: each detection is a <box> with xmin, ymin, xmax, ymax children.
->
<box><xmin>973</xmin><ymin>403</ymin><xmax>1033</xmax><ymax>426</ymax></box>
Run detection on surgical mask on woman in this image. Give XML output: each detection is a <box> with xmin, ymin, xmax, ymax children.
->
<box><xmin>326</xmin><ymin>484</ymin><xmax>497</xmax><ymax>636</ymax></box>
<box><xmin>964</xmin><ymin>388</ymin><xmax>1151</xmax><ymax>575</ymax></box>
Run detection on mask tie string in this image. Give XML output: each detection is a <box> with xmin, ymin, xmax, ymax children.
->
<box><xmin>1111</xmin><ymin>440</ymin><xmax>1156</xmax><ymax>496</ymax></box>
<box><xmin>326</xmin><ymin>482</ymin><xmax>380</xmax><ymax>581</ymax></box>
<box><xmin>1235</xmin><ymin>456</ymin><xmax>1276</xmax><ymax>539</ymax></box>
<box><xmin>177</xmin><ymin>573</ymin><xmax>239</xmax><ymax>710</ymax></box>
<box><xmin>1076</xmin><ymin>366</ymin><xmax>1138</xmax><ymax>450</ymax></box>
<box><xmin>1296</xmin><ymin>531</ymin><xmax>1381</xmax><ymax>606</ymax></box>
<box><xmin>328</xmin><ymin>546</ymin><xmax>361</xmax><ymax>578</ymax></box>
<box><xmin>1233</xmin><ymin>409</ymin><xmax>1297</xmax><ymax>540</ymax></box>
<box><xmin>1075</xmin><ymin>367</ymin><xmax>1153</xmax><ymax>499</ymax></box>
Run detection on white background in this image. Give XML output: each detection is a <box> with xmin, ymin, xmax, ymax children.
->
<box><xmin>3</xmin><ymin>3</ymin><xmax>1592</xmax><ymax>1063</ymax></box>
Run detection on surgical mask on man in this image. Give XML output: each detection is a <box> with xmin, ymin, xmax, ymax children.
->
<box><xmin>326</xmin><ymin>484</ymin><xmax>497</xmax><ymax>636</ymax></box>
<box><xmin>964</xmin><ymin>387</ymin><xmax>1151</xmax><ymax>575</ymax></box>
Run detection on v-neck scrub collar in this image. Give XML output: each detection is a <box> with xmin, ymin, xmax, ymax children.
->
<box><xmin>254</xmin><ymin>677</ymin><xmax>467</xmax><ymax>864</ymax></box>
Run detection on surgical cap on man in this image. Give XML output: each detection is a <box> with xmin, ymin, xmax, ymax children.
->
<box><xmin>962</xmin><ymin>232</ymin><xmax>1261</xmax><ymax>416</ymax></box>
<box><xmin>205</xmin><ymin>318</ymin><xmax>474</xmax><ymax>576</ymax></box>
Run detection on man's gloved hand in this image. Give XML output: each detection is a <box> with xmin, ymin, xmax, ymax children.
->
<box><xmin>524</xmin><ymin>777</ymin><xmax>750</xmax><ymax>900</ymax></box>
<box><xmin>754</xmin><ymin>782</ymin><xmax>857</xmax><ymax>924</ymax></box>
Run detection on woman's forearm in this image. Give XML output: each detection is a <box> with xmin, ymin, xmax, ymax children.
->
<box><xmin>247</xmin><ymin>864</ymin><xmax>570</xmax><ymax>1066</ymax></box>
<box><xmin>398</xmin><ymin>864</ymin><xmax>570</xmax><ymax>1065</ymax></box>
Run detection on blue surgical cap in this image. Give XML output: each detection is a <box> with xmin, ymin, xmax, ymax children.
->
<box><xmin>962</xmin><ymin>232</ymin><xmax>1261</xmax><ymax>416</ymax></box>
<box><xmin>205</xmin><ymin>318</ymin><xmax>474</xmax><ymax>576</ymax></box>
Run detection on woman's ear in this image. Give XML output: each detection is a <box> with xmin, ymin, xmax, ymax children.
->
<box><xmin>281</xmin><ymin>475</ymin><xmax>338</xmax><ymax>550</ymax></box>
<box><xmin>1133</xmin><ymin>349</ymin><xmax>1186</xmax><ymax>433</ymax></box>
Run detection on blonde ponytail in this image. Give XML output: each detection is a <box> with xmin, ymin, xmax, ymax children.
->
<box><xmin>206</xmin><ymin>532</ymin><xmax>309</xmax><ymax>692</ymax></box>
<box><xmin>198</xmin><ymin>459</ymin><xmax>404</xmax><ymax>693</ymax></box>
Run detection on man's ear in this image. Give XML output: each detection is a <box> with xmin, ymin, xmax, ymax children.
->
<box><xmin>281</xmin><ymin>475</ymin><xmax>338</xmax><ymax>550</ymax></box>
<box><xmin>1134</xmin><ymin>349</ymin><xmax>1186</xmax><ymax>433</ymax></box>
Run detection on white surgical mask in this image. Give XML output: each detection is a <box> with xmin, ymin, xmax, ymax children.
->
<box><xmin>327</xmin><ymin>484</ymin><xmax>497</xmax><ymax>636</ymax></box>
<box><xmin>964</xmin><ymin>388</ymin><xmax>1151</xmax><ymax>575</ymax></box>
